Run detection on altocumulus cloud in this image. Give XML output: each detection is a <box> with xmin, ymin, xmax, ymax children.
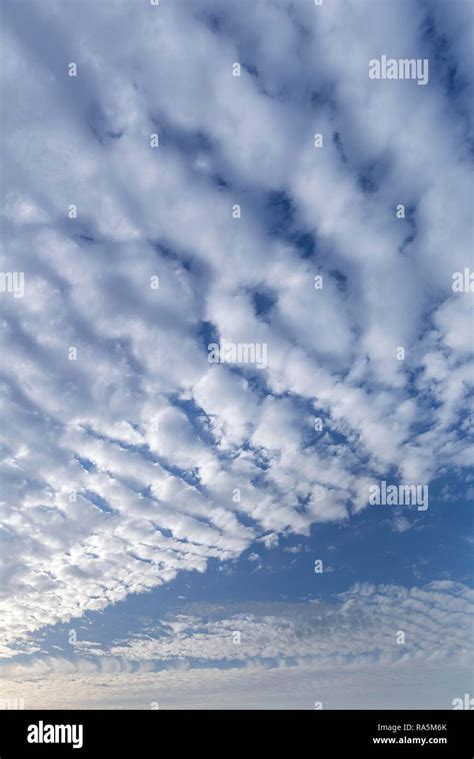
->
<box><xmin>1</xmin><ymin>582</ymin><xmax>472</xmax><ymax>709</ymax></box>
<box><xmin>0</xmin><ymin>0</ymin><xmax>473</xmax><ymax>701</ymax></box>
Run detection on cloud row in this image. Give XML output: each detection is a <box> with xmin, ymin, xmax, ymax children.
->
<box><xmin>1</xmin><ymin>581</ymin><xmax>472</xmax><ymax>708</ymax></box>
<box><xmin>0</xmin><ymin>0</ymin><xmax>472</xmax><ymax>648</ymax></box>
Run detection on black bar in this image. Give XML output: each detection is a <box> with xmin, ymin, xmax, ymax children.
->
<box><xmin>0</xmin><ymin>709</ymin><xmax>472</xmax><ymax>756</ymax></box>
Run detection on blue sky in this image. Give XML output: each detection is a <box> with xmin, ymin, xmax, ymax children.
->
<box><xmin>0</xmin><ymin>0</ymin><xmax>473</xmax><ymax>708</ymax></box>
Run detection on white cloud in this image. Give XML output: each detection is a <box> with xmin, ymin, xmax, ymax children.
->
<box><xmin>0</xmin><ymin>0</ymin><xmax>472</xmax><ymax>654</ymax></box>
<box><xmin>0</xmin><ymin>582</ymin><xmax>471</xmax><ymax>708</ymax></box>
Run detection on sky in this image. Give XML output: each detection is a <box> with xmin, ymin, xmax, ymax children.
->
<box><xmin>0</xmin><ymin>0</ymin><xmax>473</xmax><ymax>709</ymax></box>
